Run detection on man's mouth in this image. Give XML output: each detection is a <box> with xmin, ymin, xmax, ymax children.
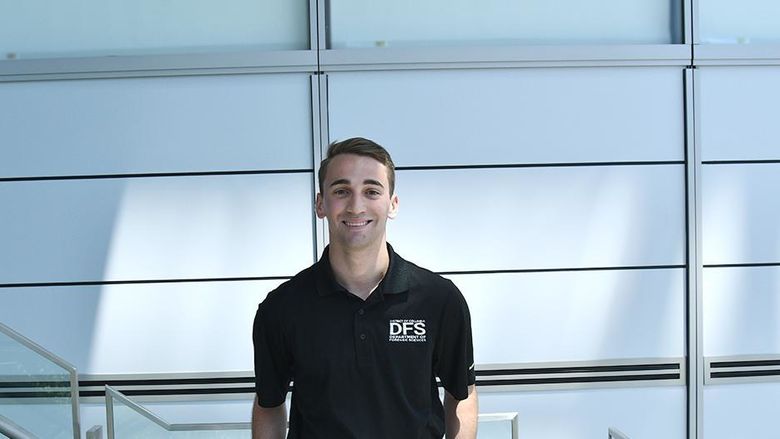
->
<box><xmin>343</xmin><ymin>220</ymin><xmax>372</xmax><ymax>228</ymax></box>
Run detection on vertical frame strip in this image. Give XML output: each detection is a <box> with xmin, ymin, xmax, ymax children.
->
<box><xmin>311</xmin><ymin>73</ymin><xmax>329</xmax><ymax>256</ymax></box>
<box><xmin>684</xmin><ymin>67</ymin><xmax>703</xmax><ymax>439</ymax></box>
<box><xmin>690</xmin><ymin>0</ymin><xmax>700</xmax><ymax>45</ymax></box>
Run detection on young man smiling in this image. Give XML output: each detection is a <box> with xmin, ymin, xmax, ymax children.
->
<box><xmin>252</xmin><ymin>137</ymin><xmax>478</xmax><ymax>438</ymax></box>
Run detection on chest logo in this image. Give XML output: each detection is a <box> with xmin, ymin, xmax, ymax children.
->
<box><xmin>389</xmin><ymin>319</ymin><xmax>427</xmax><ymax>342</ymax></box>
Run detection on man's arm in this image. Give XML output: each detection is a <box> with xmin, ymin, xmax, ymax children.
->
<box><xmin>251</xmin><ymin>396</ymin><xmax>287</xmax><ymax>439</ymax></box>
<box><xmin>444</xmin><ymin>384</ymin><xmax>478</xmax><ymax>439</ymax></box>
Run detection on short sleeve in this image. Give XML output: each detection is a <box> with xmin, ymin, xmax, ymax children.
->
<box><xmin>253</xmin><ymin>297</ymin><xmax>292</xmax><ymax>407</ymax></box>
<box><xmin>434</xmin><ymin>281</ymin><xmax>476</xmax><ymax>400</ymax></box>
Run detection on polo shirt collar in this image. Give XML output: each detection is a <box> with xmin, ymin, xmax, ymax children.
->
<box><xmin>315</xmin><ymin>243</ymin><xmax>410</xmax><ymax>297</ymax></box>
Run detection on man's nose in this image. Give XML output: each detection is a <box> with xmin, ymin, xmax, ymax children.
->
<box><xmin>346</xmin><ymin>194</ymin><xmax>365</xmax><ymax>213</ymax></box>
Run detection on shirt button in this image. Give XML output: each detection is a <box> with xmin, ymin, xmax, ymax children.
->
<box><xmin>360</xmin><ymin>333</ymin><xmax>367</xmax><ymax>340</ymax></box>
<box><xmin>358</xmin><ymin>309</ymin><xmax>365</xmax><ymax>316</ymax></box>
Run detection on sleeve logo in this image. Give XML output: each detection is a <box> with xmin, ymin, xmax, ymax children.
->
<box><xmin>389</xmin><ymin>319</ymin><xmax>427</xmax><ymax>342</ymax></box>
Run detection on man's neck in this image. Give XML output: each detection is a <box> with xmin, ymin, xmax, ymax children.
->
<box><xmin>328</xmin><ymin>241</ymin><xmax>389</xmax><ymax>301</ymax></box>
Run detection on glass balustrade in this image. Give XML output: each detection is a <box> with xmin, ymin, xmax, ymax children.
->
<box><xmin>106</xmin><ymin>386</ymin><xmax>518</xmax><ymax>438</ymax></box>
<box><xmin>0</xmin><ymin>322</ymin><xmax>79</xmax><ymax>439</ymax></box>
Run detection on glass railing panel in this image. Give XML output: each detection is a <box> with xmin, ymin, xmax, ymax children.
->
<box><xmin>106</xmin><ymin>387</ymin><xmax>251</xmax><ymax>439</ymax></box>
<box><xmin>478</xmin><ymin>413</ymin><xmax>518</xmax><ymax>439</ymax></box>
<box><xmin>0</xmin><ymin>322</ymin><xmax>78</xmax><ymax>439</ymax></box>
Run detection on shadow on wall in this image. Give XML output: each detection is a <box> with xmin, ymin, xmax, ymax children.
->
<box><xmin>0</xmin><ymin>178</ymin><xmax>122</xmax><ymax>371</ymax></box>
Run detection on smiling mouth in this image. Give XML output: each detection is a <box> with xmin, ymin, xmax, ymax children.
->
<box><xmin>343</xmin><ymin>220</ymin><xmax>372</xmax><ymax>228</ymax></box>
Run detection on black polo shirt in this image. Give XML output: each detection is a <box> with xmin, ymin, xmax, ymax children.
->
<box><xmin>253</xmin><ymin>244</ymin><xmax>475</xmax><ymax>438</ymax></box>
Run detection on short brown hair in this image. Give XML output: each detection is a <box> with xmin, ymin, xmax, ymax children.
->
<box><xmin>318</xmin><ymin>137</ymin><xmax>396</xmax><ymax>195</ymax></box>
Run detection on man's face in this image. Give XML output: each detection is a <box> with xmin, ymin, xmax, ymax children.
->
<box><xmin>316</xmin><ymin>153</ymin><xmax>399</xmax><ymax>251</ymax></box>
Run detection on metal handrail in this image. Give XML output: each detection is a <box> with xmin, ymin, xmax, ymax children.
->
<box><xmin>0</xmin><ymin>321</ymin><xmax>80</xmax><ymax>439</ymax></box>
<box><xmin>104</xmin><ymin>386</ymin><xmax>251</xmax><ymax>438</ymax></box>
<box><xmin>0</xmin><ymin>413</ymin><xmax>38</xmax><ymax>439</ymax></box>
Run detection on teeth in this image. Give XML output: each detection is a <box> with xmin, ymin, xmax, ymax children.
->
<box><xmin>344</xmin><ymin>220</ymin><xmax>369</xmax><ymax>227</ymax></box>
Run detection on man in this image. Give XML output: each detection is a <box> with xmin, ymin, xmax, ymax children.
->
<box><xmin>252</xmin><ymin>137</ymin><xmax>477</xmax><ymax>438</ymax></box>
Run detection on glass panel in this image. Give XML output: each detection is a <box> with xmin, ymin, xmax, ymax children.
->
<box><xmin>477</xmin><ymin>414</ymin><xmax>516</xmax><ymax>439</ymax></box>
<box><xmin>389</xmin><ymin>166</ymin><xmax>686</xmax><ymax>272</ymax></box>
<box><xmin>451</xmin><ymin>269</ymin><xmax>685</xmax><ymax>363</ymax></box>
<box><xmin>699</xmin><ymin>67</ymin><xmax>780</xmax><ymax>162</ymax></box>
<box><xmin>109</xmin><ymin>390</ymin><xmax>252</xmax><ymax>438</ymax></box>
<box><xmin>0</xmin><ymin>324</ymin><xmax>76</xmax><ymax>439</ymax></box>
<box><xmin>328</xmin><ymin>0</ymin><xmax>680</xmax><ymax>48</ymax></box>
<box><xmin>328</xmin><ymin>68</ymin><xmax>684</xmax><ymax>166</ymax></box>
<box><xmin>699</xmin><ymin>0</ymin><xmax>780</xmax><ymax>43</ymax></box>
<box><xmin>703</xmin><ymin>267</ymin><xmax>780</xmax><ymax>357</ymax></box>
<box><xmin>702</xmin><ymin>164</ymin><xmax>780</xmax><ymax>265</ymax></box>
<box><xmin>478</xmin><ymin>386</ymin><xmax>686</xmax><ymax>438</ymax></box>
<box><xmin>0</xmin><ymin>74</ymin><xmax>313</xmax><ymax>178</ymax></box>
<box><xmin>704</xmin><ymin>383</ymin><xmax>780</xmax><ymax>438</ymax></box>
<box><xmin>0</xmin><ymin>174</ymin><xmax>314</xmax><ymax>284</ymax></box>
<box><xmin>0</xmin><ymin>0</ymin><xmax>309</xmax><ymax>59</ymax></box>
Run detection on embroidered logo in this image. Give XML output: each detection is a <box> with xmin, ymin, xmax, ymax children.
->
<box><xmin>389</xmin><ymin>319</ymin><xmax>427</xmax><ymax>342</ymax></box>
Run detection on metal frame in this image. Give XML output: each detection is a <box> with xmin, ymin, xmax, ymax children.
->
<box><xmin>608</xmin><ymin>427</ymin><xmax>631</xmax><ymax>439</ymax></box>
<box><xmin>320</xmin><ymin>45</ymin><xmax>692</xmax><ymax>71</ymax></box>
<box><xmin>0</xmin><ymin>322</ymin><xmax>80</xmax><ymax>439</ymax></box>
<box><xmin>0</xmin><ymin>51</ymin><xmax>318</xmax><ymax>82</ymax></box>
<box><xmin>0</xmin><ymin>413</ymin><xmax>37</xmax><ymax>439</ymax></box>
<box><xmin>313</xmin><ymin>73</ymin><xmax>330</xmax><ymax>255</ymax></box>
<box><xmin>705</xmin><ymin>354</ymin><xmax>780</xmax><ymax>385</ymax></box>
<box><xmin>684</xmin><ymin>67</ymin><xmax>703</xmax><ymax>439</ymax></box>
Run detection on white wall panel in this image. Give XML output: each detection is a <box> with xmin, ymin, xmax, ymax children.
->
<box><xmin>388</xmin><ymin>165</ymin><xmax>685</xmax><ymax>271</ymax></box>
<box><xmin>704</xmin><ymin>383</ymin><xmax>780</xmax><ymax>439</ymax></box>
<box><xmin>699</xmin><ymin>67</ymin><xmax>780</xmax><ymax>161</ymax></box>
<box><xmin>329</xmin><ymin>0</ymin><xmax>675</xmax><ymax>47</ymax></box>
<box><xmin>478</xmin><ymin>386</ymin><xmax>686</xmax><ymax>439</ymax></box>
<box><xmin>0</xmin><ymin>173</ymin><xmax>314</xmax><ymax>284</ymax></box>
<box><xmin>0</xmin><ymin>280</ymin><xmax>284</xmax><ymax>374</ymax></box>
<box><xmin>328</xmin><ymin>68</ymin><xmax>684</xmax><ymax>166</ymax></box>
<box><xmin>0</xmin><ymin>74</ymin><xmax>312</xmax><ymax>178</ymax></box>
<box><xmin>703</xmin><ymin>266</ymin><xmax>780</xmax><ymax>357</ymax></box>
<box><xmin>699</xmin><ymin>0</ymin><xmax>780</xmax><ymax>43</ymax></box>
<box><xmin>702</xmin><ymin>164</ymin><xmax>780</xmax><ymax>265</ymax></box>
<box><xmin>449</xmin><ymin>269</ymin><xmax>685</xmax><ymax>364</ymax></box>
<box><xmin>0</xmin><ymin>0</ymin><xmax>309</xmax><ymax>58</ymax></box>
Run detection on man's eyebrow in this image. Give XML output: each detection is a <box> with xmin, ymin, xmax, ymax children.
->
<box><xmin>364</xmin><ymin>179</ymin><xmax>384</xmax><ymax>188</ymax></box>
<box><xmin>329</xmin><ymin>178</ymin><xmax>350</xmax><ymax>187</ymax></box>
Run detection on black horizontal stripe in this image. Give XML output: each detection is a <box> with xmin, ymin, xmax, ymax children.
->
<box><xmin>80</xmin><ymin>376</ymin><xmax>253</xmax><ymax>388</ymax></box>
<box><xmin>711</xmin><ymin>370</ymin><xmax>780</xmax><ymax>379</ymax></box>
<box><xmin>81</xmin><ymin>387</ymin><xmax>257</xmax><ymax>398</ymax></box>
<box><xmin>0</xmin><ymin>391</ymin><xmax>72</xmax><ymax>398</ymax></box>
<box><xmin>438</xmin><ymin>264</ymin><xmax>684</xmax><ymax>276</ymax></box>
<box><xmin>478</xmin><ymin>373</ymin><xmax>680</xmax><ymax>386</ymax></box>
<box><xmin>0</xmin><ymin>276</ymin><xmax>293</xmax><ymax>289</ymax></box>
<box><xmin>704</xmin><ymin>262</ymin><xmax>780</xmax><ymax>269</ymax></box>
<box><xmin>477</xmin><ymin>363</ymin><xmax>680</xmax><ymax>376</ymax></box>
<box><xmin>0</xmin><ymin>381</ymin><xmax>71</xmax><ymax>389</ymax></box>
<box><xmin>702</xmin><ymin>159</ymin><xmax>780</xmax><ymax>165</ymax></box>
<box><xmin>397</xmin><ymin>161</ymin><xmax>684</xmax><ymax>171</ymax></box>
<box><xmin>711</xmin><ymin>359</ymin><xmax>780</xmax><ymax>369</ymax></box>
<box><xmin>0</xmin><ymin>168</ymin><xmax>312</xmax><ymax>183</ymax></box>
<box><xmin>0</xmin><ymin>265</ymin><xmax>685</xmax><ymax>289</ymax></box>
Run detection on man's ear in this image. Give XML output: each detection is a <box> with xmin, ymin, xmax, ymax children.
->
<box><xmin>315</xmin><ymin>193</ymin><xmax>326</xmax><ymax>219</ymax></box>
<box><xmin>387</xmin><ymin>194</ymin><xmax>399</xmax><ymax>219</ymax></box>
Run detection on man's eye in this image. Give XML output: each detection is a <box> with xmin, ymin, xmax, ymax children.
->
<box><xmin>366</xmin><ymin>190</ymin><xmax>381</xmax><ymax>197</ymax></box>
<box><xmin>334</xmin><ymin>189</ymin><xmax>348</xmax><ymax>196</ymax></box>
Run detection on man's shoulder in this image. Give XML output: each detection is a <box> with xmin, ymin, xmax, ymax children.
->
<box><xmin>262</xmin><ymin>264</ymin><xmax>318</xmax><ymax>308</ymax></box>
<box><xmin>399</xmin><ymin>255</ymin><xmax>459</xmax><ymax>296</ymax></box>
